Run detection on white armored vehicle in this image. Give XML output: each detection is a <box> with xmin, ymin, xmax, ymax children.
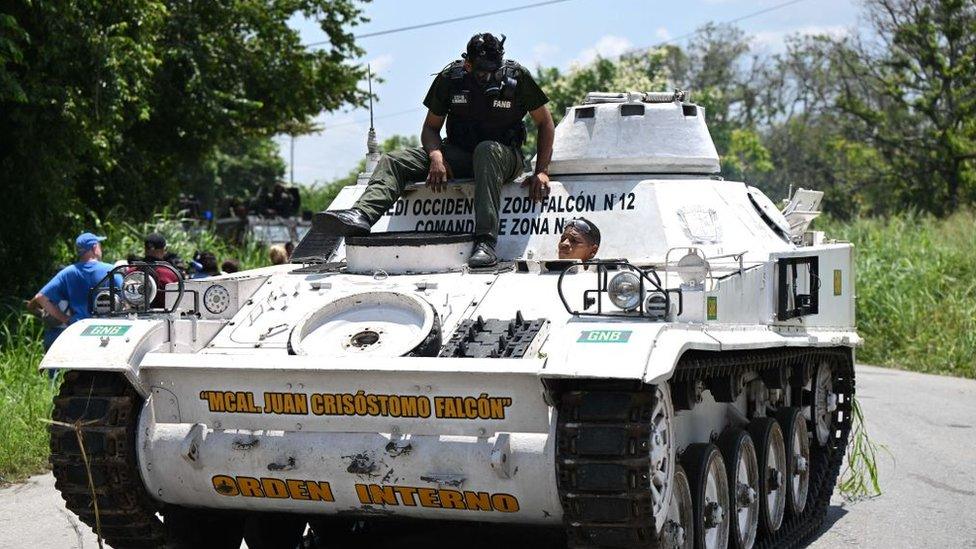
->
<box><xmin>43</xmin><ymin>91</ymin><xmax>859</xmax><ymax>549</ymax></box>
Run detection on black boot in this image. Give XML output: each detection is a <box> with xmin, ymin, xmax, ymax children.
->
<box><xmin>312</xmin><ymin>208</ymin><xmax>372</xmax><ymax>236</ymax></box>
<box><xmin>468</xmin><ymin>241</ymin><xmax>498</xmax><ymax>268</ymax></box>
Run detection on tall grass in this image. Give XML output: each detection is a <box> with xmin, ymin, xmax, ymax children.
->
<box><xmin>820</xmin><ymin>210</ymin><xmax>976</xmax><ymax>379</ymax></box>
<box><xmin>0</xmin><ymin>312</ymin><xmax>57</xmax><ymax>483</ymax></box>
<box><xmin>838</xmin><ymin>398</ymin><xmax>888</xmax><ymax>500</ymax></box>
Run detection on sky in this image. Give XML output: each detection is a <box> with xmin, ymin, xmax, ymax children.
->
<box><xmin>273</xmin><ymin>0</ymin><xmax>862</xmax><ymax>186</ymax></box>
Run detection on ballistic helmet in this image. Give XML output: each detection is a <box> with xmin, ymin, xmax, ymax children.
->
<box><xmin>464</xmin><ymin>33</ymin><xmax>506</xmax><ymax>71</ymax></box>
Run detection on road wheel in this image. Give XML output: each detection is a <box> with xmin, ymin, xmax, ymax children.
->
<box><xmin>777</xmin><ymin>407</ymin><xmax>811</xmax><ymax>516</ymax></box>
<box><xmin>810</xmin><ymin>360</ymin><xmax>836</xmax><ymax>446</ymax></box>
<box><xmin>683</xmin><ymin>443</ymin><xmax>729</xmax><ymax>549</ymax></box>
<box><xmin>660</xmin><ymin>463</ymin><xmax>694</xmax><ymax>549</ymax></box>
<box><xmin>749</xmin><ymin>418</ymin><xmax>787</xmax><ymax>537</ymax></box>
<box><xmin>717</xmin><ymin>429</ymin><xmax>759</xmax><ymax>549</ymax></box>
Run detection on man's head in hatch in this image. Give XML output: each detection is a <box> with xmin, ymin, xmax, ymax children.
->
<box><xmin>558</xmin><ymin>217</ymin><xmax>600</xmax><ymax>261</ymax></box>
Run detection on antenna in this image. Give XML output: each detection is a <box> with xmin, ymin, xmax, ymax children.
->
<box><xmin>367</xmin><ymin>64</ymin><xmax>374</xmax><ymax>130</ymax></box>
<box><xmin>365</xmin><ymin>64</ymin><xmax>380</xmax><ymax>158</ymax></box>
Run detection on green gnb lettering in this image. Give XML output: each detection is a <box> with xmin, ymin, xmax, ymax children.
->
<box><xmin>81</xmin><ymin>324</ymin><xmax>131</xmax><ymax>337</ymax></box>
<box><xmin>578</xmin><ymin>330</ymin><xmax>632</xmax><ymax>343</ymax></box>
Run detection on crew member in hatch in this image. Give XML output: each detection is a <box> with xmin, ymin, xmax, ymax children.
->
<box><xmin>314</xmin><ymin>33</ymin><xmax>556</xmax><ymax>268</ymax></box>
<box><xmin>557</xmin><ymin>217</ymin><xmax>600</xmax><ymax>261</ymax></box>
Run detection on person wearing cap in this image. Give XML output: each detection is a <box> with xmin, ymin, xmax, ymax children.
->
<box><xmin>27</xmin><ymin>232</ymin><xmax>118</xmax><ymax>349</ymax></box>
<box><xmin>315</xmin><ymin>32</ymin><xmax>555</xmax><ymax>268</ymax></box>
<box><xmin>558</xmin><ymin>217</ymin><xmax>601</xmax><ymax>261</ymax></box>
<box><xmin>138</xmin><ymin>233</ymin><xmax>181</xmax><ymax>308</ymax></box>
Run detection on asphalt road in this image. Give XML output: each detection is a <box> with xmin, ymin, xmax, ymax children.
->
<box><xmin>1</xmin><ymin>364</ymin><xmax>974</xmax><ymax>549</ymax></box>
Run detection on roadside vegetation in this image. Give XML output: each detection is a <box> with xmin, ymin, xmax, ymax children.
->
<box><xmin>822</xmin><ymin>211</ymin><xmax>976</xmax><ymax>379</ymax></box>
<box><xmin>0</xmin><ymin>313</ymin><xmax>56</xmax><ymax>483</ymax></box>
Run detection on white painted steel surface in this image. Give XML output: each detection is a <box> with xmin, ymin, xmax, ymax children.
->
<box><xmin>38</xmin><ymin>92</ymin><xmax>860</xmax><ymax>531</ymax></box>
<box><xmin>548</xmin><ymin>100</ymin><xmax>721</xmax><ymax>175</ymax></box>
<box><xmin>346</xmin><ymin>238</ymin><xmax>471</xmax><ymax>274</ymax></box>
<box><xmin>138</xmin><ymin>421</ymin><xmax>560</xmax><ymax>522</ymax></box>
<box><xmin>289</xmin><ymin>292</ymin><xmax>435</xmax><ymax>357</ymax></box>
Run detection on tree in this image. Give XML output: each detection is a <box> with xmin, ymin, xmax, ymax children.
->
<box><xmin>831</xmin><ymin>0</ymin><xmax>976</xmax><ymax>215</ymax></box>
<box><xmin>0</xmin><ymin>0</ymin><xmax>370</xmax><ymax>298</ymax></box>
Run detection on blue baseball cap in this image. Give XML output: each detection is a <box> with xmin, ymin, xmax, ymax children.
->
<box><xmin>75</xmin><ymin>232</ymin><xmax>107</xmax><ymax>255</ymax></box>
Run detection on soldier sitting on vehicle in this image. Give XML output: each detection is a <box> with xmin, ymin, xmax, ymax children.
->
<box><xmin>314</xmin><ymin>32</ymin><xmax>556</xmax><ymax>268</ymax></box>
<box><xmin>557</xmin><ymin>217</ymin><xmax>600</xmax><ymax>261</ymax></box>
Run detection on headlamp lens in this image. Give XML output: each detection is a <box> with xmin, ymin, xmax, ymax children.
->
<box><xmin>122</xmin><ymin>271</ymin><xmax>157</xmax><ymax>307</ymax></box>
<box><xmin>608</xmin><ymin>272</ymin><xmax>642</xmax><ymax>311</ymax></box>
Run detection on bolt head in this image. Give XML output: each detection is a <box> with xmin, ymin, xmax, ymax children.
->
<box><xmin>768</xmin><ymin>467</ymin><xmax>782</xmax><ymax>491</ymax></box>
<box><xmin>737</xmin><ymin>483</ymin><xmax>757</xmax><ymax>506</ymax></box>
<box><xmin>704</xmin><ymin>501</ymin><xmax>725</xmax><ymax>528</ymax></box>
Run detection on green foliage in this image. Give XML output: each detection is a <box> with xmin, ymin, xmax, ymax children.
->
<box><xmin>819</xmin><ymin>210</ymin><xmax>976</xmax><ymax>378</ymax></box>
<box><xmin>188</xmin><ymin>134</ymin><xmax>287</xmax><ymax>213</ymax></box>
<box><xmin>531</xmin><ymin>4</ymin><xmax>975</xmax><ymax>218</ymax></box>
<box><xmin>0</xmin><ymin>312</ymin><xmax>57</xmax><ymax>483</ymax></box>
<box><xmin>838</xmin><ymin>398</ymin><xmax>888</xmax><ymax>500</ymax></box>
<box><xmin>74</xmin><ymin>211</ymin><xmax>269</xmax><ymax>272</ymax></box>
<box><xmin>831</xmin><ymin>0</ymin><xmax>976</xmax><ymax>215</ymax></box>
<box><xmin>0</xmin><ymin>0</ymin><xmax>370</xmax><ymax>299</ymax></box>
<box><xmin>722</xmin><ymin>129</ymin><xmax>774</xmax><ymax>182</ymax></box>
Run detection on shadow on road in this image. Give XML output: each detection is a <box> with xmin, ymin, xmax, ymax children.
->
<box><xmin>802</xmin><ymin>504</ymin><xmax>849</xmax><ymax>547</ymax></box>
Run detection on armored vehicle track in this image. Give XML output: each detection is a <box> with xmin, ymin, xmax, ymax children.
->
<box><xmin>556</xmin><ymin>348</ymin><xmax>853</xmax><ymax>548</ymax></box>
<box><xmin>50</xmin><ymin>371</ymin><xmax>249</xmax><ymax>549</ymax></box>
<box><xmin>50</xmin><ymin>371</ymin><xmax>168</xmax><ymax>548</ymax></box>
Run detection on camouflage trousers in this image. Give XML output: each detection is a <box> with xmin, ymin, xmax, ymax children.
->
<box><xmin>353</xmin><ymin>141</ymin><xmax>525</xmax><ymax>245</ymax></box>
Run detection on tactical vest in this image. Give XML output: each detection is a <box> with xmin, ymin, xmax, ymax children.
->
<box><xmin>443</xmin><ymin>60</ymin><xmax>527</xmax><ymax>153</ymax></box>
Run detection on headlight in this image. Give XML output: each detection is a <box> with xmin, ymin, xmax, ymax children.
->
<box><xmin>121</xmin><ymin>271</ymin><xmax>157</xmax><ymax>307</ymax></box>
<box><xmin>608</xmin><ymin>272</ymin><xmax>642</xmax><ymax>311</ymax></box>
<box><xmin>645</xmin><ymin>293</ymin><xmax>668</xmax><ymax>320</ymax></box>
<box><xmin>676</xmin><ymin>252</ymin><xmax>709</xmax><ymax>286</ymax></box>
<box><xmin>92</xmin><ymin>289</ymin><xmax>120</xmax><ymax>315</ymax></box>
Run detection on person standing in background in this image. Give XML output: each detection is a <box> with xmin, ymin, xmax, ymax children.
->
<box><xmin>27</xmin><ymin>232</ymin><xmax>117</xmax><ymax>350</ymax></box>
<box><xmin>138</xmin><ymin>233</ymin><xmax>181</xmax><ymax>308</ymax></box>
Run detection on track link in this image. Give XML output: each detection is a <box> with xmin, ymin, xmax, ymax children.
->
<box><xmin>555</xmin><ymin>347</ymin><xmax>854</xmax><ymax>548</ymax></box>
<box><xmin>50</xmin><ymin>371</ymin><xmax>167</xmax><ymax>548</ymax></box>
<box><xmin>557</xmin><ymin>386</ymin><xmax>661</xmax><ymax>548</ymax></box>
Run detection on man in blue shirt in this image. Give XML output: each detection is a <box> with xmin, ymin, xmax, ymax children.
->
<box><xmin>27</xmin><ymin>232</ymin><xmax>117</xmax><ymax>350</ymax></box>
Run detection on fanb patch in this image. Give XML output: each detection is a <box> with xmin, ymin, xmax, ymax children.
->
<box><xmin>492</xmin><ymin>99</ymin><xmax>512</xmax><ymax>108</ymax></box>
